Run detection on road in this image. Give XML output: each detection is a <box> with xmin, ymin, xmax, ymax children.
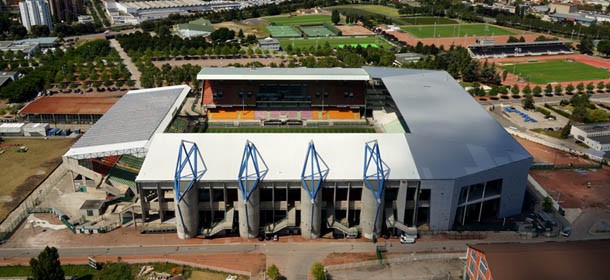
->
<box><xmin>109</xmin><ymin>38</ymin><xmax>141</xmax><ymax>88</ymax></box>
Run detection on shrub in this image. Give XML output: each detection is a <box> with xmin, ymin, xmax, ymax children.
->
<box><xmin>311</xmin><ymin>262</ymin><xmax>326</xmax><ymax>280</ymax></box>
<box><xmin>267</xmin><ymin>264</ymin><xmax>281</xmax><ymax>280</ymax></box>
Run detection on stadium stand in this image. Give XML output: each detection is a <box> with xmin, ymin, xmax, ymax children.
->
<box><xmin>468</xmin><ymin>40</ymin><xmax>573</xmax><ymax>59</ymax></box>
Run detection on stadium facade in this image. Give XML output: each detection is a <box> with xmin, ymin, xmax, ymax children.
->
<box><xmin>63</xmin><ymin>67</ymin><xmax>532</xmax><ymax>240</ymax></box>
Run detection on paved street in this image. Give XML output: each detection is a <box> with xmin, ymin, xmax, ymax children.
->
<box><xmin>109</xmin><ymin>38</ymin><xmax>141</xmax><ymax>88</ymax></box>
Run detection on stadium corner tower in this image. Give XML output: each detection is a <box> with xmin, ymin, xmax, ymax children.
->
<box><xmin>62</xmin><ymin>67</ymin><xmax>532</xmax><ymax>240</ymax></box>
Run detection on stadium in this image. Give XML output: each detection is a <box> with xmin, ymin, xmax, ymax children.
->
<box><xmin>62</xmin><ymin>67</ymin><xmax>532</xmax><ymax>240</ymax></box>
<box><xmin>467</xmin><ymin>40</ymin><xmax>573</xmax><ymax>59</ymax></box>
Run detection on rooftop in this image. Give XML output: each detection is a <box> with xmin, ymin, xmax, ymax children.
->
<box><xmin>197</xmin><ymin>67</ymin><xmax>371</xmax><ymax>81</ymax></box>
<box><xmin>590</xmin><ymin>134</ymin><xmax>610</xmax><ymax>144</ymax></box>
<box><xmin>469</xmin><ymin>240</ymin><xmax>610</xmax><ymax>280</ymax></box>
<box><xmin>80</xmin><ymin>200</ymin><xmax>105</xmax><ymax>210</ymax></box>
<box><xmin>64</xmin><ymin>85</ymin><xmax>190</xmax><ymax>160</ymax></box>
<box><xmin>574</xmin><ymin>122</ymin><xmax>610</xmax><ymax>133</ymax></box>
<box><xmin>20</xmin><ymin>96</ymin><xmax>119</xmax><ymax>115</ymax></box>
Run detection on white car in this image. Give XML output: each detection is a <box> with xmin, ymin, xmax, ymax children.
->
<box><xmin>400</xmin><ymin>234</ymin><xmax>416</xmax><ymax>244</ymax></box>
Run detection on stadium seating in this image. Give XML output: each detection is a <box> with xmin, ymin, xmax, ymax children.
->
<box><xmin>469</xmin><ymin>43</ymin><xmax>572</xmax><ymax>59</ymax></box>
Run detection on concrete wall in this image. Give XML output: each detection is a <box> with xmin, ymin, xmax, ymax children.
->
<box><xmin>420</xmin><ymin>179</ymin><xmax>455</xmax><ymax>231</ymax></box>
<box><xmin>238</xmin><ymin>187</ymin><xmax>260</xmax><ymax>239</ymax></box>
<box><xmin>175</xmin><ymin>181</ymin><xmax>199</xmax><ymax>239</ymax></box>
<box><xmin>300</xmin><ymin>186</ymin><xmax>322</xmax><ymax>239</ymax></box>
<box><xmin>360</xmin><ymin>182</ymin><xmax>384</xmax><ymax>239</ymax></box>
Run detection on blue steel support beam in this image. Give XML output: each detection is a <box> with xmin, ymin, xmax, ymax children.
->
<box><xmin>300</xmin><ymin>141</ymin><xmax>329</xmax><ymax>234</ymax></box>
<box><xmin>237</xmin><ymin>140</ymin><xmax>268</xmax><ymax>202</ymax></box>
<box><xmin>173</xmin><ymin>140</ymin><xmax>206</xmax><ymax>233</ymax></box>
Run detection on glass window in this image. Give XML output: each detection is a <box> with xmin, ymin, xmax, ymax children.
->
<box><xmin>485</xmin><ymin>179</ymin><xmax>503</xmax><ymax>197</ymax></box>
<box><xmin>479</xmin><ymin>259</ymin><xmax>488</xmax><ymax>276</ymax></box>
<box><xmin>477</xmin><ymin>274</ymin><xmax>483</xmax><ymax>280</ymax></box>
<box><xmin>470</xmin><ymin>250</ymin><xmax>477</xmax><ymax>260</ymax></box>
<box><xmin>469</xmin><ymin>261</ymin><xmax>476</xmax><ymax>274</ymax></box>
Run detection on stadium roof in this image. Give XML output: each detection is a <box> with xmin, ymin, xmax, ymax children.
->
<box><xmin>468</xmin><ymin>40</ymin><xmax>571</xmax><ymax>48</ymax></box>
<box><xmin>363</xmin><ymin>67</ymin><xmax>532</xmax><ymax>179</ymax></box>
<box><xmin>136</xmin><ymin>133</ymin><xmax>419</xmax><ymax>182</ymax></box>
<box><xmin>20</xmin><ymin>96</ymin><xmax>119</xmax><ymax>115</ymax></box>
<box><xmin>197</xmin><ymin>67</ymin><xmax>371</xmax><ymax>81</ymax></box>
<box><xmin>64</xmin><ymin>85</ymin><xmax>189</xmax><ymax>160</ymax></box>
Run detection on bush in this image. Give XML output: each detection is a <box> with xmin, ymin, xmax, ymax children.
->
<box><xmin>311</xmin><ymin>263</ymin><xmax>326</xmax><ymax>280</ymax></box>
<box><xmin>536</xmin><ymin>107</ymin><xmax>551</xmax><ymax>116</ymax></box>
<box><xmin>267</xmin><ymin>264</ymin><xmax>281</xmax><ymax>280</ymax></box>
<box><xmin>543</xmin><ymin>196</ymin><xmax>554</xmax><ymax>212</ymax></box>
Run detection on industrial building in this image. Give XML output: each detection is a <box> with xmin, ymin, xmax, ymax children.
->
<box><xmin>63</xmin><ymin>68</ymin><xmax>532</xmax><ymax>240</ymax></box>
<box><xmin>570</xmin><ymin>122</ymin><xmax>610</xmax><ymax>153</ymax></box>
<box><xmin>104</xmin><ymin>0</ymin><xmax>242</xmax><ymax>24</ymax></box>
<box><xmin>19</xmin><ymin>96</ymin><xmax>119</xmax><ymax>124</ymax></box>
<box><xmin>18</xmin><ymin>0</ymin><xmax>53</xmax><ymax>31</ymax></box>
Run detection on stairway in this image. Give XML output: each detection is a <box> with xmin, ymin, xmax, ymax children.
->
<box><xmin>202</xmin><ymin>208</ymin><xmax>235</xmax><ymax>237</ymax></box>
<box><xmin>326</xmin><ymin>203</ymin><xmax>358</xmax><ymax>235</ymax></box>
<box><xmin>385</xmin><ymin>207</ymin><xmax>418</xmax><ymax>236</ymax></box>
<box><xmin>264</xmin><ymin>207</ymin><xmax>297</xmax><ymax>234</ymax></box>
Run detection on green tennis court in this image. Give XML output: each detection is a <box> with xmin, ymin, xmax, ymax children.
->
<box><xmin>279</xmin><ymin>36</ymin><xmax>391</xmax><ymax>49</ymax></box>
<box><xmin>265</xmin><ymin>14</ymin><xmax>333</xmax><ymax>26</ymax></box>
<box><xmin>299</xmin><ymin>25</ymin><xmax>335</xmax><ymax>37</ymax></box>
<box><xmin>266</xmin><ymin>25</ymin><xmax>302</xmax><ymax>38</ymax></box>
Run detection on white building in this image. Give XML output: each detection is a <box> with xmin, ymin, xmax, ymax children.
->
<box><xmin>105</xmin><ymin>0</ymin><xmax>242</xmax><ymax>25</ymax></box>
<box><xmin>571</xmin><ymin>123</ymin><xmax>610</xmax><ymax>153</ymax></box>
<box><xmin>77</xmin><ymin>15</ymin><xmax>94</xmax><ymax>24</ymax></box>
<box><xmin>19</xmin><ymin>0</ymin><xmax>53</xmax><ymax>32</ymax></box>
<box><xmin>258</xmin><ymin>37</ymin><xmax>280</xmax><ymax>51</ymax></box>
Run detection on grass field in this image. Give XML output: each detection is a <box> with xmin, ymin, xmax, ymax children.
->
<box><xmin>265</xmin><ymin>14</ymin><xmax>334</xmax><ymax>26</ymax></box>
<box><xmin>401</xmin><ymin>24</ymin><xmax>514</xmax><ymax>38</ymax></box>
<box><xmin>327</xmin><ymin>5</ymin><xmax>399</xmax><ymax>16</ymax></box>
<box><xmin>300</xmin><ymin>25</ymin><xmax>335</xmax><ymax>37</ymax></box>
<box><xmin>401</xmin><ymin>17</ymin><xmax>458</xmax><ymax>25</ymax></box>
<box><xmin>204</xmin><ymin>127</ymin><xmax>376</xmax><ymax>133</ymax></box>
<box><xmin>279</xmin><ymin>36</ymin><xmax>391</xmax><ymax>49</ymax></box>
<box><xmin>501</xmin><ymin>60</ymin><xmax>610</xmax><ymax>84</ymax></box>
<box><xmin>0</xmin><ymin>138</ymin><xmax>75</xmax><ymax>221</ymax></box>
<box><xmin>0</xmin><ymin>263</ymin><xmax>238</xmax><ymax>279</ymax></box>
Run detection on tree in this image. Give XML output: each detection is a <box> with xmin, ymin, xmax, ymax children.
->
<box><xmin>533</xmin><ymin>85</ymin><xmax>542</xmax><ymax>96</ymax></box>
<box><xmin>507</xmin><ymin>36</ymin><xmax>520</xmax><ymax>43</ymax></box>
<box><xmin>578</xmin><ymin>37</ymin><xmax>594</xmax><ymax>55</ymax></box>
<box><xmin>522</xmin><ymin>84</ymin><xmax>531</xmax><ymax>95</ymax></box>
<box><xmin>545</xmin><ymin>84</ymin><xmax>553</xmax><ymax>94</ymax></box>
<box><xmin>522</xmin><ymin>92</ymin><xmax>535</xmax><ymax>110</ymax></box>
<box><xmin>554</xmin><ymin>84</ymin><xmax>562</xmax><ymax>94</ymax></box>
<box><xmin>511</xmin><ymin>84</ymin><xmax>520</xmax><ymax>95</ymax></box>
<box><xmin>566</xmin><ymin>84</ymin><xmax>575</xmax><ymax>94</ymax></box>
<box><xmin>586</xmin><ymin>82</ymin><xmax>595</xmax><ymax>93</ymax></box>
<box><xmin>577</xmin><ymin>82</ymin><xmax>585</xmax><ymax>93</ymax></box>
<box><xmin>267</xmin><ymin>264</ymin><xmax>281</xmax><ymax>280</ymax></box>
<box><xmin>237</xmin><ymin>29</ymin><xmax>244</xmax><ymax>39</ymax></box>
<box><xmin>561</xmin><ymin>121</ymin><xmax>572</xmax><ymax>138</ymax></box>
<box><xmin>31</xmin><ymin>25</ymin><xmax>50</xmax><ymax>37</ymax></box>
<box><xmin>597</xmin><ymin>81</ymin><xmax>605</xmax><ymax>92</ymax></box>
<box><xmin>331</xmin><ymin>10</ymin><xmax>340</xmax><ymax>25</ymax></box>
<box><xmin>543</xmin><ymin>196</ymin><xmax>553</xmax><ymax>212</ymax></box>
<box><xmin>311</xmin><ymin>262</ymin><xmax>326</xmax><ymax>280</ymax></box>
<box><xmin>597</xmin><ymin>40</ymin><xmax>610</xmax><ymax>57</ymax></box>
<box><xmin>502</xmin><ymin>70</ymin><xmax>508</xmax><ymax>81</ymax></box>
<box><xmin>30</xmin><ymin>246</ymin><xmax>64</xmax><ymax>280</ymax></box>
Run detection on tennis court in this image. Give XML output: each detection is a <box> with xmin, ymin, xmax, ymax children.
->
<box><xmin>300</xmin><ymin>25</ymin><xmax>336</xmax><ymax>37</ymax></box>
<box><xmin>266</xmin><ymin>25</ymin><xmax>302</xmax><ymax>38</ymax></box>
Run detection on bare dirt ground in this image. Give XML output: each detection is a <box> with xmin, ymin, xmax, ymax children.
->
<box><xmin>488</xmin><ymin>54</ymin><xmax>610</xmax><ymax>88</ymax></box>
<box><xmin>328</xmin><ymin>257</ymin><xmax>464</xmax><ymax>280</ymax></box>
<box><xmin>514</xmin><ymin>137</ymin><xmax>595</xmax><ymax>165</ymax></box>
<box><xmin>322</xmin><ymin>252</ymin><xmax>377</xmax><ymax>266</ymax></box>
<box><xmin>152</xmin><ymin>57</ymin><xmax>284</xmax><ymax>68</ymax></box>
<box><xmin>0</xmin><ymin>253</ymin><xmax>265</xmax><ymax>277</ymax></box>
<box><xmin>336</xmin><ymin>25</ymin><xmax>374</xmax><ymax>36</ymax></box>
<box><xmin>213</xmin><ymin>21</ymin><xmax>269</xmax><ymax>37</ymax></box>
<box><xmin>530</xmin><ymin>168</ymin><xmax>610</xmax><ymax>210</ymax></box>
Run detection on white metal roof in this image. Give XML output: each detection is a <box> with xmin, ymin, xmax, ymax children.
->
<box><xmin>64</xmin><ymin>85</ymin><xmax>189</xmax><ymax>160</ymax></box>
<box><xmin>197</xmin><ymin>67</ymin><xmax>371</xmax><ymax>81</ymax></box>
<box><xmin>136</xmin><ymin>133</ymin><xmax>420</xmax><ymax>182</ymax></box>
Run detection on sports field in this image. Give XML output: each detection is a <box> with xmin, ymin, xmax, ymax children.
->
<box><xmin>0</xmin><ymin>138</ymin><xmax>76</xmax><ymax>220</ymax></box>
<box><xmin>204</xmin><ymin>127</ymin><xmax>375</xmax><ymax>133</ymax></box>
<box><xmin>327</xmin><ymin>5</ymin><xmax>399</xmax><ymax>17</ymax></box>
<box><xmin>300</xmin><ymin>25</ymin><xmax>335</xmax><ymax>37</ymax></box>
<box><xmin>401</xmin><ymin>17</ymin><xmax>458</xmax><ymax>25</ymax></box>
<box><xmin>266</xmin><ymin>25</ymin><xmax>301</xmax><ymax>38</ymax></box>
<box><xmin>401</xmin><ymin>24</ymin><xmax>514</xmax><ymax>38</ymax></box>
<box><xmin>501</xmin><ymin>60</ymin><xmax>610</xmax><ymax>84</ymax></box>
<box><xmin>265</xmin><ymin>14</ymin><xmax>333</xmax><ymax>26</ymax></box>
<box><xmin>279</xmin><ymin>36</ymin><xmax>391</xmax><ymax>49</ymax></box>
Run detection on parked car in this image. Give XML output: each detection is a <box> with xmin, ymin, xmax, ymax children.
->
<box><xmin>400</xmin><ymin>234</ymin><xmax>415</xmax><ymax>244</ymax></box>
<box><xmin>560</xmin><ymin>226</ymin><xmax>572</xmax><ymax>237</ymax></box>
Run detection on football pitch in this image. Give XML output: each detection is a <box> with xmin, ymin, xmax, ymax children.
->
<box><xmin>279</xmin><ymin>36</ymin><xmax>391</xmax><ymax>49</ymax></box>
<box><xmin>401</xmin><ymin>17</ymin><xmax>458</xmax><ymax>25</ymax></box>
<box><xmin>204</xmin><ymin>127</ymin><xmax>376</xmax><ymax>133</ymax></box>
<box><xmin>265</xmin><ymin>14</ymin><xmax>334</xmax><ymax>26</ymax></box>
<box><xmin>501</xmin><ymin>60</ymin><xmax>610</xmax><ymax>84</ymax></box>
<box><xmin>401</xmin><ymin>24</ymin><xmax>514</xmax><ymax>38</ymax></box>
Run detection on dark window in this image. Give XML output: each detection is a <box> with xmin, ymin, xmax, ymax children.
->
<box><xmin>485</xmin><ymin>179</ymin><xmax>502</xmax><ymax>197</ymax></box>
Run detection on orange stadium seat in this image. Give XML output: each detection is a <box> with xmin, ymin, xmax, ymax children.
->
<box><xmin>209</xmin><ymin>109</ymin><xmax>239</xmax><ymax>120</ymax></box>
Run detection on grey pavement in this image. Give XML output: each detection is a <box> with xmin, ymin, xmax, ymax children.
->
<box><xmin>109</xmin><ymin>38</ymin><xmax>141</xmax><ymax>88</ymax></box>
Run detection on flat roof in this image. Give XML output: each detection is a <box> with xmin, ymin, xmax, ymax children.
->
<box><xmin>20</xmin><ymin>96</ymin><xmax>119</xmax><ymax>115</ymax></box>
<box><xmin>197</xmin><ymin>67</ymin><xmax>371</xmax><ymax>81</ymax></box>
<box><xmin>65</xmin><ymin>85</ymin><xmax>189</xmax><ymax>160</ymax></box>
<box><xmin>469</xmin><ymin>240</ymin><xmax>610</xmax><ymax>280</ymax></box>
<box><xmin>80</xmin><ymin>200</ymin><xmax>104</xmax><ymax>210</ymax></box>
<box><xmin>590</xmin><ymin>134</ymin><xmax>610</xmax><ymax>144</ymax></box>
<box><xmin>136</xmin><ymin>133</ymin><xmax>419</xmax><ymax>182</ymax></box>
<box><xmin>363</xmin><ymin>67</ymin><xmax>532</xmax><ymax>179</ymax></box>
<box><xmin>468</xmin><ymin>40</ymin><xmax>571</xmax><ymax>48</ymax></box>
<box><xmin>574</xmin><ymin>122</ymin><xmax>610</xmax><ymax>133</ymax></box>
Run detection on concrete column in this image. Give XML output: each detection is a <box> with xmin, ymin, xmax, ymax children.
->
<box><xmin>360</xmin><ymin>183</ymin><xmax>384</xmax><ymax>240</ymax></box>
<box><xmin>238</xmin><ymin>187</ymin><xmax>259</xmax><ymax>239</ymax></box>
<box><xmin>175</xmin><ymin>182</ymin><xmax>199</xmax><ymax>239</ymax></box>
<box><xmin>300</xmin><ymin>187</ymin><xmax>322</xmax><ymax>239</ymax></box>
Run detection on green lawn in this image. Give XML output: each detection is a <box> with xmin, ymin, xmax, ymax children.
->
<box><xmin>279</xmin><ymin>36</ymin><xmax>392</xmax><ymax>49</ymax></box>
<box><xmin>401</xmin><ymin>17</ymin><xmax>458</xmax><ymax>25</ymax></box>
<box><xmin>204</xmin><ymin>127</ymin><xmax>375</xmax><ymax>133</ymax></box>
<box><xmin>401</xmin><ymin>24</ymin><xmax>514</xmax><ymax>38</ymax></box>
<box><xmin>501</xmin><ymin>60</ymin><xmax>610</xmax><ymax>84</ymax></box>
<box><xmin>265</xmin><ymin>14</ymin><xmax>334</xmax><ymax>26</ymax></box>
<box><xmin>327</xmin><ymin>5</ymin><xmax>400</xmax><ymax>16</ymax></box>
